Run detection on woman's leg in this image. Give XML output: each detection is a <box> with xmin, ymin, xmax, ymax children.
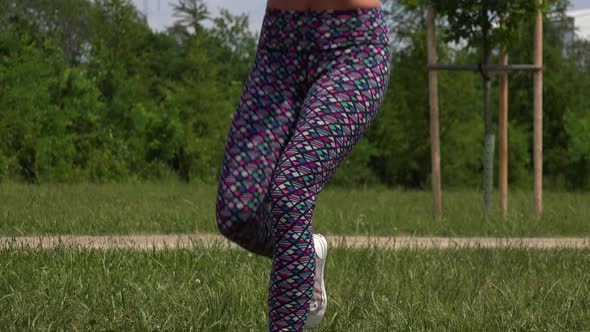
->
<box><xmin>215</xmin><ymin>9</ymin><xmax>308</xmax><ymax>258</ymax></box>
<box><xmin>266</xmin><ymin>7</ymin><xmax>392</xmax><ymax>331</ymax></box>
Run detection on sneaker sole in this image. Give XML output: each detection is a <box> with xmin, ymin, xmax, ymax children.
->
<box><xmin>305</xmin><ymin>234</ymin><xmax>328</xmax><ymax>329</ymax></box>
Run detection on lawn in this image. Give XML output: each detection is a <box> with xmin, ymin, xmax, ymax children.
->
<box><xmin>1</xmin><ymin>243</ymin><xmax>589</xmax><ymax>331</ymax></box>
<box><xmin>2</xmin><ymin>182</ymin><xmax>589</xmax><ymax>330</ymax></box>
<box><xmin>0</xmin><ymin>182</ymin><xmax>589</xmax><ymax>237</ymax></box>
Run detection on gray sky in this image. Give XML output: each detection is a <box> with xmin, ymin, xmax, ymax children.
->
<box><xmin>131</xmin><ymin>0</ymin><xmax>267</xmax><ymax>34</ymax></box>
<box><xmin>132</xmin><ymin>0</ymin><xmax>590</xmax><ymax>38</ymax></box>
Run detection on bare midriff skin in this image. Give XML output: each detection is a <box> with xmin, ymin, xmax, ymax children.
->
<box><xmin>267</xmin><ymin>0</ymin><xmax>381</xmax><ymax>11</ymax></box>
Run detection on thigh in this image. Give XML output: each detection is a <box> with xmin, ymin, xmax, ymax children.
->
<box><xmin>216</xmin><ymin>43</ymin><xmax>307</xmax><ymax>226</ymax></box>
<box><xmin>269</xmin><ymin>42</ymin><xmax>392</xmax><ymax>195</ymax></box>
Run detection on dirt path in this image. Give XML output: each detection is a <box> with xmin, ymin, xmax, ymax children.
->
<box><xmin>1</xmin><ymin>233</ymin><xmax>590</xmax><ymax>250</ymax></box>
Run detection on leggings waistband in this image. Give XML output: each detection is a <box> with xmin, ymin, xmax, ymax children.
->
<box><xmin>258</xmin><ymin>6</ymin><xmax>390</xmax><ymax>52</ymax></box>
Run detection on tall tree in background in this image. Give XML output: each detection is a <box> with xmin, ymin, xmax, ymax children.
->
<box><xmin>209</xmin><ymin>8</ymin><xmax>257</xmax><ymax>81</ymax></box>
<box><xmin>172</xmin><ymin>0</ymin><xmax>209</xmax><ymax>35</ymax></box>
<box><xmin>0</xmin><ymin>0</ymin><xmax>92</xmax><ymax>66</ymax></box>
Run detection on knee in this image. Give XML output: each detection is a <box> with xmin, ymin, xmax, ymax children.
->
<box><xmin>215</xmin><ymin>204</ymin><xmax>233</xmax><ymax>240</ymax></box>
<box><xmin>215</xmin><ymin>200</ymin><xmax>239</xmax><ymax>240</ymax></box>
<box><xmin>215</xmin><ymin>193</ymin><xmax>258</xmax><ymax>240</ymax></box>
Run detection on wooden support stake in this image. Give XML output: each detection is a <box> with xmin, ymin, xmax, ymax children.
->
<box><xmin>427</xmin><ymin>4</ymin><xmax>442</xmax><ymax>218</ymax></box>
<box><xmin>499</xmin><ymin>48</ymin><xmax>509</xmax><ymax>217</ymax></box>
<box><xmin>533</xmin><ymin>0</ymin><xmax>543</xmax><ymax>217</ymax></box>
<box><xmin>428</xmin><ymin>64</ymin><xmax>541</xmax><ymax>72</ymax></box>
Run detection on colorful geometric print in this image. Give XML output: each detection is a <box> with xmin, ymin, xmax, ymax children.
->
<box><xmin>215</xmin><ymin>5</ymin><xmax>392</xmax><ymax>331</ymax></box>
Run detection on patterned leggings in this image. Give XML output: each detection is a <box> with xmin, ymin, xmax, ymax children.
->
<box><xmin>215</xmin><ymin>5</ymin><xmax>391</xmax><ymax>331</ymax></box>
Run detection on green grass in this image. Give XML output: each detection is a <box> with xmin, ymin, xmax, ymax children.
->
<box><xmin>1</xmin><ymin>244</ymin><xmax>589</xmax><ymax>331</ymax></box>
<box><xmin>1</xmin><ymin>182</ymin><xmax>589</xmax><ymax>237</ymax></box>
<box><xmin>2</xmin><ymin>182</ymin><xmax>587</xmax><ymax>330</ymax></box>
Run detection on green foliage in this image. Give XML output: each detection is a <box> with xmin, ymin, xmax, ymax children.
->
<box><xmin>505</xmin><ymin>122</ymin><xmax>532</xmax><ymax>188</ymax></box>
<box><xmin>329</xmin><ymin>139</ymin><xmax>382</xmax><ymax>188</ymax></box>
<box><xmin>0</xmin><ymin>0</ymin><xmax>587</xmax><ymax>190</ymax></box>
<box><xmin>0</xmin><ymin>29</ymin><xmax>62</xmax><ymax>182</ymax></box>
<box><xmin>432</xmin><ymin>0</ymin><xmax>540</xmax><ymax>49</ymax></box>
<box><xmin>563</xmin><ymin>110</ymin><xmax>590</xmax><ymax>190</ymax></box>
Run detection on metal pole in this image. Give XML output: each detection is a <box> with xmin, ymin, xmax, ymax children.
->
<box><xmin>499</xmin><ymin>48</ymin><xmax>509</xmax><ymax>217</ymax></box>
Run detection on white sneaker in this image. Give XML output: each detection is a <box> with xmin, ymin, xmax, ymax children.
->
<box><xmin>304</xmin><ymin>233</ymin><xmax>328</xmax><ymax>329</ymax></box>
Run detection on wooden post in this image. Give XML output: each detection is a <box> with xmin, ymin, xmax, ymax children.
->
<box><xmin>428</xmin><ymin>64</ymin><xmax>541</xmax><ymax>72</ymax></box>
<box><xmin>427</xmin><ymin>4</ymin><xmax>442</xmax><ymax>218</ymax></box>
<box><xmin>499</xmin><ymin>48</ymin><xmax>509</xmax><ymax>217</ymax></box>
<box><xmin>482</xmin><ymin>58</ymin><xmax>494</xmax><ymax>214</ymax></box>
<box><xmin>533</xmin><ymin>0</ymin><xmax>543</xmax><ymax>217</ymax></box>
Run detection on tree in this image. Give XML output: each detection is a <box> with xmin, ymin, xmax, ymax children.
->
<box><xmin>427</xmin><ymin>0</ymin><xmax>554</xmax><ymax>212</ymax></box>
<box><xmin>208</xmin><ymin>8</ymin><xmax>257</xmax><ymax>81</ymax></box>
<box><xmin>172</xmin><ymin>0</ymin><xmax>210</xmax><ymax>35</ymax></box>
